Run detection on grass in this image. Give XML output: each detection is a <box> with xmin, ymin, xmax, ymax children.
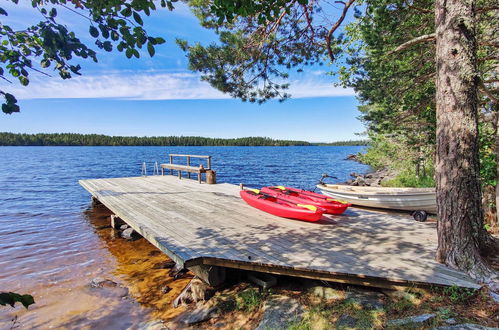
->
<box><xmin>382</xmin><ymin>171</ymin><xmax>435</xmax><ymax>188</ymax></box>
<box><xmin>235</xmin><ymin>287</ymin><xmax>268</xmax><ymax>312</ymax></box>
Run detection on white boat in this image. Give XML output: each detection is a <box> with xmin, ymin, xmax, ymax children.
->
<box><xmin>316</xmin><ymin>184</ymin><xmax>437</xmax><ymax>214</ymax></box>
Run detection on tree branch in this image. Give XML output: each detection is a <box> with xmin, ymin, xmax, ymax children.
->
<box><xmin>480</xmin><ymin>79</ymin><xmax>499</xmax><ymax>104</ymax></box>
<box><xmin>326</xmin><ymin>0</ymin><xmax>355</xmax><ymax>62</ymax></box>
<box><xmin>388</xmin><ymin>33</ymin><xmax>436</xmax><ymax>54</ymax></box>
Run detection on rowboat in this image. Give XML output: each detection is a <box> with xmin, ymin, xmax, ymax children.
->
<box><xmin>261</xmin><ymin>186</ymin><xmax>351</xmax><ymax>215</ymax></box>
<box><xmin>240</xmin><ymin>189</ymin><xmax>326</xmax><ymax>222</ymax></box>
<box><xmin>316</xmin><ymin>184</ymin><xmax>437</xmax><ymax>214</ymax></box>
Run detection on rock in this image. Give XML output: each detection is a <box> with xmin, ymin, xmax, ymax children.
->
<box><xmin>175</xmin><ymin>304</ymin><xmax>217</xmax><ymax>325</ymax></box>
<box><xmin>161</xmin><ymin>286</ymin><xmax>172</xmax><ymax>294</ymax></box>
<box><xmin>169</xmin><ymin>264</ymin><xmax>188</xmax><ymax>279</ymax></box>
<box><xmin>336</xmin><ymin>314</ymin><xmax>358</xmax><ymax>328</ymax></box>
<box><xmin>310</xmin><ymin>286</ymin><xmax>345</xmax><ymax>300</ymax></box>
<box><xmin>387</xmin><ymin>313</ymin><xmax>436</xmax><ymax>326</ymax></box>
<box><xmin>121</xmin><ymin>227</ymin><xmax>139</xmax><ymax>240</ymax></box>
<box><xmin>152</xmin><ymin>260</ymin><xmax>176</xmax><ymax>269</ymax></box>
<box><xmin>136</xmin><ymin>320</ymin><xmax>167</xmax><ymax>330</ymax></box>
<box><xmin>432</xmin><ymin>324</ymin><xmax>498</xmax><ymax>330</ymax></box>
<box><xmin>445</xmin><ymin>318</ymin><xmax>457</xmax><ymax>325</ymax></box>
<box><xmin>350</xmin><ymin>172</ymin><xmax>360</xmax><ymax>178</ymax></box>
<box><xmin>256</xmin><ymin>295</ymin><xmax>305</xmax><ymax>330</ymax></box>
<box><xmin>355</xmin><ymin>177</ymin><xmax>367</xmax><ymax>186</ymax></box>
<box><xmin>88</xmin><ymin>277</ymin><xmax>129</xmax><ymax>298</ymax></box>
<box><xmin>489</xmin><ymin>291</ymin><xmax>499</xmax><ymax>303</ymax></box>
<box><xmin>346</xmin><ymin>154</ymin><xmax>359</xmax><ymax>161</ymax></box>
<box><xmin>90</xmin><ymin>277</ymin><xmax>118</xmax><ymax>288</ymax></box>
<box><xmin>346</xmin><ymin>288</ymin><xmax>385</xmax><ymax>309</ymax></box>
<box><xmin>120</xmin><ymin>224</ymin><xmax>129</xmax><ymax>230</ymax></box>
<box><xmin>173</xmin><ymin>277</ymin><xmax>213</xmax><ymax>307</ymax></box>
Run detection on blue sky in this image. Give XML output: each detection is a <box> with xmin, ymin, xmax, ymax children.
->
<box><xmin>0</xmin><ymin>2</ymin><xmax>364</xmax><ymax>142</ymax></box>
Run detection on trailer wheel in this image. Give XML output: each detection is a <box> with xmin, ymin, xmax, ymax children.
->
<box><xmin>412</xmin><ymin>210</ymin><xmax>428</xmax><ymax>222</ymax></box>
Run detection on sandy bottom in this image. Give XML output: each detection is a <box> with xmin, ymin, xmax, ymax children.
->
<box><xmin>0</xmin><ymin>204</ymin><xmax>191</xmax><ymax>329</ymax></box>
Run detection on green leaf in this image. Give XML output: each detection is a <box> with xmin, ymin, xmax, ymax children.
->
<box><xmin>0</xmin><ymin>7</ymin><xmax>8</xmax><ymax>16</ymax></box>
<box><xmin>133</xmin><ymin>12</ymin><xmax>143</xmax><ymax>25</ymax></box>
<box><xmin>49</xmin><ymin>8</ymin><xmax>57</xmax><ymax>17</ymax></box>
<box><xmin>154</xmin><ymin>37</ymin><xmax>165</xmax><ymax>45</ymax></box>
<box><xmin>147</xmin><ymin>42</ymin><xmax>155</xmax><ymax>57</ymax></box>
<box><xmin>125</xmin><ymin>48</ymin><xmax>133</xmax><ymax>58</ymax></box>
<box><xmin>103</xmin><ymin>41</ymin><xmax>112</xmax><ymax>52</ymax></box>
<box><xmin>121</xmin><ymin>7</ymin><xmax>132</xmax><ymax>17</ymax></box>
<box><xmin>89</xmin><ymin>26</ymin><xmax>99</xmax><ymax>38</ymax></box>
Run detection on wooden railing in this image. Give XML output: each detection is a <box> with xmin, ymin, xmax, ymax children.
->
<box><xmin>161</xmin><ymin>154</ymin><xmax>215</xmax><ymax>184</ymax></box>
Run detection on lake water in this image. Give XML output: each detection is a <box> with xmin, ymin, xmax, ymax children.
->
<box><xmin>0</xmin><ymin>146</ymin><xmax>369</xmax><ymax>328</ymax></box>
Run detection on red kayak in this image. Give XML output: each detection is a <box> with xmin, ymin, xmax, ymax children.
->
<box><xmin>261</xmin><ymin>186</ymin><xmax>351</xmax><ymax>215</ymax></box>
<box><xmin>240</xmin><ymin>189</ymin><xmax>325</xmax><ymax>222</ymax></box>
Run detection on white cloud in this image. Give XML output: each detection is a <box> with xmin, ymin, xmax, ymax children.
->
<box><xmin>8</xmin><ymin>71</ymin><xmax>355</xmax><ymax>101</ymax></box>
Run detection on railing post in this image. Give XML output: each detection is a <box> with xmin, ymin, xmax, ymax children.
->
<box><xmin>208</xmin><ymin>156</ymin><xmax>212</xmax><ymax>170</ymax></box>
<box><xmin>169</xmin><ymin>155</ymin><xmax>173</xmax><ymax>175</ymax></box>
<box><xmin>187</xmin><ymin>156</ymin><xmax>191</xmax><ymax>179</ymax></box>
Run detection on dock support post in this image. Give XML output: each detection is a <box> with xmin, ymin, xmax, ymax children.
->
<box><xmin>110</xmin><ymin>214</ymin><xmax>125</xmax><ymax>229</ymax></box>
<box><xmin>188</xmin><ymin>265</ymin><xmax>226</xmax><ymax>286</ymax></box>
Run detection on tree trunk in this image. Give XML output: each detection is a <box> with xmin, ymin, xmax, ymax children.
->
<box><xmin>434</xmin><ymin>0</ymin><xmax>495</xmax><ymax>281</ymax></box>
<box><xmin>495</xmin><ymin>110</ymin><xmax>499</xmax><ymax>231</ymax></box>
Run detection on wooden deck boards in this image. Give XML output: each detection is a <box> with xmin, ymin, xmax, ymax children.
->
<box><xmin>79</xmin><ymin>175</ymin><xmax>479</xmax><ymax>289</ymax></box>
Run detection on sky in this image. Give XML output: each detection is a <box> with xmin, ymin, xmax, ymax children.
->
<box><xmin>0</xmin><ymin>2</ymin><xmax>364</xmax><ymax>142</ymax></box>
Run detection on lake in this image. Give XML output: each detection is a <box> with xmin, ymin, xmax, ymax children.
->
<box><xmin>0</xmin><ymin>146</ymin><xmax>369</xmax><ymax>328</ymax></box>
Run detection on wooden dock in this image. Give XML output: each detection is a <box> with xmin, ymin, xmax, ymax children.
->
<box><xmin>79</xmin><ymin>175</ymin><xmax>479</xmax><ymax>289</ymax></box>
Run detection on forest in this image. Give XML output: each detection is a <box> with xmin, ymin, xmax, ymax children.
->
<box><xmin>0</xmin><ymin>132</ymin><xmax>368</xmax><ymax>147</ymax></box>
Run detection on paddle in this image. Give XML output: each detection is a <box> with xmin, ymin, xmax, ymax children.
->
<box><xmin>245</xmin><ymin>188</ymin><xmax>319</xmax><ymax>212</ymax></box>
<box><xmin>271</xmin><ymin>186</ymin><xmax>350</xmax><ymax>205</ymax></box>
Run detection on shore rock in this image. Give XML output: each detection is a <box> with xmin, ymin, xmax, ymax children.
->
<box><xmin>346</xmin><ymin>154</ymin><xmax>360</xmax><ymax>162</ymax></box>
<box><xmin>310</xmin><ymin>286</ymin><xmax>345</xmax><ymax>300</ymax></box>
<box><xmin>387</xmin><ymin>313</ymin><xmax>436</xmax><ymax>326</ymax></box>
<box><xmin>256</xmin><ymin>295</ymin><xmax>305</xmax><ymax>330</ymax></box>
<box><xmin>175</xmin><ymin>304</ymin><xmax>217</xmax><ymax>325</ymax></box>
<box><xmin>137</xmin><ymin>320</ymin><xmax>167</xmax><ymax>330</ymax></box>
<box><xmin>173</xmin><ymin>277</ymin><xmax>213</xmax><ymax>307</ymax></box>
<box><xmin>345</xmin><ymin>167</ymin><xmax>396</xmax><ymax>187</ymax></box>
<box><xmin>121</xmin><ymin>227</ymin><xmax>139</xmax><ymax>240</ymax></box>
<box><xmin>432</xmin><ymin>324</ymin><xmax>498</xmax><ymax>330</ymax></box>
<box><xmin>90</xmin><ymin>277</ymin><xmax>118</xmax><ymax>288</ymax></box>
<box><xmin>346</xmin><ymin>288</ymin><xmax>385</xmax><ymax>309</ymax></box>
<box><xmin>489</xmin><ymin>291</ymin><xmax>499</xmax><ymax>303</ymax></box>
<box><xmin>88</xmin><ymin>277</ymin><xmax>129</xmax><ymax>298</ymax></box>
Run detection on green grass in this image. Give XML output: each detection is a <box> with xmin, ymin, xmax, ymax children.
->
<box><xmin>236</xmin><ymin>288</ymin><xmax>266</xmax><ymax>312</ymax></box>
<box><xmin>382</xmin><ymin>172</ymin><xmax>435</xmax><ymax>188</ymax></box>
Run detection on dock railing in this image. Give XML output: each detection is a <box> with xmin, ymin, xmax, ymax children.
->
<box><xmin>161</xmin><ymin>154</ymin><xmax>215</xmax><ymax>184</ymax></box>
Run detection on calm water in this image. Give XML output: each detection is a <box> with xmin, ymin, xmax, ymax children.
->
<box><xmin>0</xmin><ymin>146</ymin><xmax>369</xmax><ymax>328</ymax></box>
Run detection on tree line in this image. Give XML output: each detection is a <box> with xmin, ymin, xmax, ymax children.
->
<box><xmin>0</xmin><ymin>132</ymin><xmax>368</xmax><ymax>147</ymax></box>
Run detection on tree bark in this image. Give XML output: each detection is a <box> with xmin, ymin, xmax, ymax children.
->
<box><xmin>495</xmin><ymin>110</ymin><xmax>499</xmax><ymax>230</ymax></box>
<box><xmin>434</xmin><ymin>0</ymin><xmax>495</xmax><ymax>281</ymax></box>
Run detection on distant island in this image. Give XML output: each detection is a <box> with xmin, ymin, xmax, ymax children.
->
<box><xmin>0</xmin><ymin>132</ymin><xmax>369</xmax><ymax>147</ymax></box>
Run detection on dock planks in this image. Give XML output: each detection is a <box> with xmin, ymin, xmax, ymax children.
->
<box><xmin>79</xmin><ymin>176</ymin><xmax>479</xmax><ymax>289</ymax></box>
